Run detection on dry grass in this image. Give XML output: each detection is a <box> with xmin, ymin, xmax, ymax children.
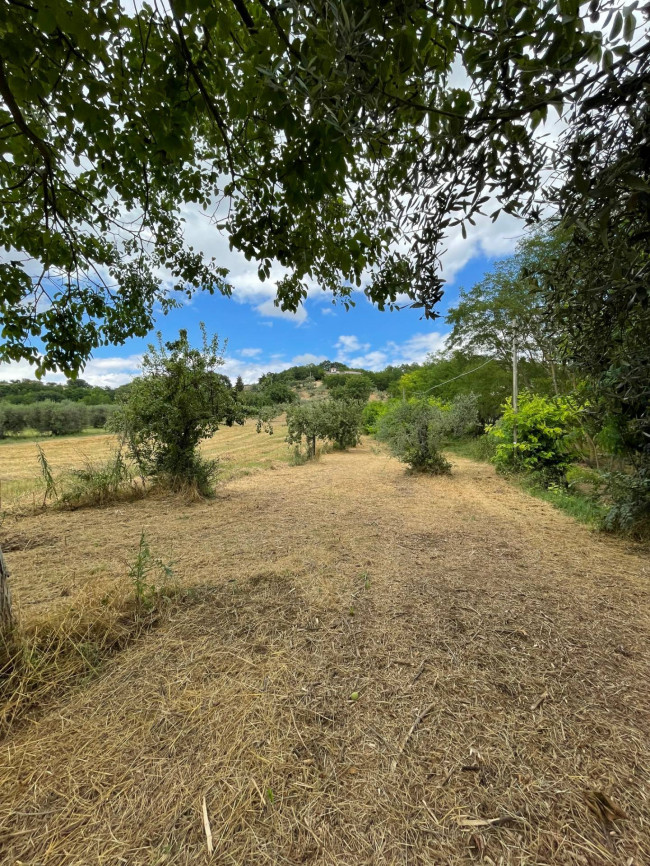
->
<box><xmin>0</xmin><ymin>574</ymin><xmax>184</xmax><ymax>737</ymax></box>
<box><xmin>0</xmin><ymin>418</ymin><xmax>290</xmax><ymax>508</ymax></box>
<box><xmin>1</xmin><ymin>447</ymin><xmax>649</xmax><ymax>864</ymax></box>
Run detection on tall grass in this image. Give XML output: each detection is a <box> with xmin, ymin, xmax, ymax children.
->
<box><xmin>36</xmin><ymin>445</ymin><xmax>141</xmax><ymax>509</ymax></box>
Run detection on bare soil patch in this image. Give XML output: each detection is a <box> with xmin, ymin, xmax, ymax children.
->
<box><xmin>1</xmin><ymin>446</ymin><xmax>649</xmax><ymax>864</ymax></box>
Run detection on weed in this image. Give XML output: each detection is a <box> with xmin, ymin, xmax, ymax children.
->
<box><xmin>36</xmin><ymin>444</ymin><xmax>58</xmax><ymax>505</ymax></box>
<box><xmin>128</xmin><ymin>531</ymin><xmax>175</xmax><ymax>612</ymax></box>
<box><xmin>59</xmin><ymin>448</ymin><xmax>137</xmax><ymax>508</ymax></box>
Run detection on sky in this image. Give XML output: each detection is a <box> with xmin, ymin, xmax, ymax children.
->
<box><xmin>0</xmin><ymin>206</ymin><xmax>526</xmax><ymax>388</ymax></box>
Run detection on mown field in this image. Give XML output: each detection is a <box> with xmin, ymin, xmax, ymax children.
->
<box><xmin>1</xmin><ymin>429</ymin><xmax>649</xmax><ymax>864</ymax></box>
<box><xmin>0</xmin><ymin>417</ymin><xmax>291</xmax><ymax>508</ymax></box>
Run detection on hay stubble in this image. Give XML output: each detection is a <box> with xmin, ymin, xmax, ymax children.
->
<box><xmin>0</xmin><ymin>441</ymin><xmax>649</xmax><ymax>864</ymax></box>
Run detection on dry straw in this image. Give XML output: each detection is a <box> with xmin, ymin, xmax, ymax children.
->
<box><xmin>0</xmin><ymin>438</ymin><xmax>649</xmax><ymax>864</ymax></box>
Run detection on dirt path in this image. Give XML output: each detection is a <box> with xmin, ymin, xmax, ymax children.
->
<box><xmin>1</xmin><ymin>448</ymin><xmax>649</xmax><ymax>864</ymax></box>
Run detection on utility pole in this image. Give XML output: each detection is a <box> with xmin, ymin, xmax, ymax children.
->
<box><xmin>512</xmin><ymin>332</ymin><xmax>518</xmax><ymax>446</ymax></box>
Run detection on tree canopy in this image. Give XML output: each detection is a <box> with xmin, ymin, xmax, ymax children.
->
<box><xmin>1</xmin><ymin>0</ymin><xmax>647</xmax><ymax>374</ymax></box>
<box><xmin>446</xmin><ymin>231</ymin><xmax>568</xmax><ymax>391</ymax></box>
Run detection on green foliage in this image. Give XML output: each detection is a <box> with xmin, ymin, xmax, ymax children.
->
<box><xmin>0</xmin><ymin>401</ymin><xmax>115</xmax><ymax>437</ymax></box>
<box><xmin>324</xmin><ymin>373</ymin><xmax>373</xmax><ymax>402</ymax></box>
<box><xmin>0</xmin><ymin>1</ymin><xmax>639</xmax><ymax>374</ymax></box>
<box><xmin>319</xmin><ymin>400</ymin><xmax>365</xmax><ymax>450</ymax></box>
<box><xmin>286</xmin><ymin>403</ymin><xmax>321</xmax><ymax>459</ymax></box>
<box><xmin>34</xmin><ymin>445</ymin><xmax>137</xmax><ymax>509</ymax></box>
<box><xmin>111</xmin><ymin>326</ymin><xmax>243</xmax><ymax>496</ymax></box>
<box><xmin>397</xmin><ymin>352</ymin><xmax>535</xmax><ymax>423</ymax></box>
<box><xmin>445</xmin><ymin>434</ymin><xmax>499</xmax><ymax>463</ymax></box>
<box><xmin>238</xmin><ymin>379</ymin><xmax>298</xmax><ymax>414</ymax></box>
<box><xmin>601</xmin><ymin>469</ymin><xmax>650</xmax><ymax>538</ymax></box>
<box><xmin>286</xmin><ymin>399</ymin><xmax>364</xmax><ymax>459</ymax></box>
<box><xmin>361</xmin><ymin>401</ymin><xmax>389</xmax><ymax>434</ymax></box>
<box><xmin>378</xmin><ymin>401</ymin><xmax>451</xmax><ymax>474</ymax></box>
<box><xmin>446</xmin><ymin>232</ymin><xmax>568</xmax><ymax>391</ymax></box>
<box><xmin>58</xmin><ymin>450</ymin><xmax>135</xmax><ymax>509</ymax></box>
<box><xmin>0</xmin><ymin>379</ymin><xmax>117</xmax><ymax>405</ymax></box>
<box><xmin>36</xmin><ymin>445</ymin><xmax>58</xmax><ymax>505</ymax></box>
<box><xmin>128</xmin><ymin>532</ymin><xmax>175</xmax><ymax>613</ymax></box>
<box><xmin>490</xmin><ymin>393</ymin><xmax>581</xmax><ymax>480</ymax></box>
<box><xmin>442</xmin><ymin>393</ymin><xmax>480</xmax><ymax>439</ymax></box>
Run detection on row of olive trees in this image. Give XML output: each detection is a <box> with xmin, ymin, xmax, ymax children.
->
<box><xmin>0</xmin><ymin>402</ymin><xmax>115</xmax><ymax>437</ymax></box>
<box><xmin>286</xmin><ymin>400</ymin><xmax>365</xmax><ymax>459</ymax></box>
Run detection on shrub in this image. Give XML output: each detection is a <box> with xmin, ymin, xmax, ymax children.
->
<box><xmin>319</xmin><ymin>399</ymin><xmax>364</xmax><ymax>449</ymax></box>
<box><xmin>324</xmin><ymin>373</ymin><xmax>373</xmax><ymax>402</ymax></box>
<box><xmin>490</xmin><ymin>392</ymin><xmax>580</xmax><ymax>481</ymax></box>
<box><xmin>362</xmin><ymin>401</ymin><xmax>389</xmax><ymax>434</ymax></box>
<box><xmin>110</xmin><ymin>326</ymin><xmax>244</xmax><ymax>496</ymax></box>
<box><xmin>87</xmin><ymin>404</ymin><xmax>115</xmax><ymax>428</ymax></box>
<box><xmin>49</xmin><ymin>402</ymin><xmax>85</xmax><ymax>435</ymax></box>
<box><xmin>378</xmin><ymin>400</ymin><xmax>451</xmax><ymax>474</ymax></box>
<box><xmin>443</xmin><ymin>393</ymin><xmax>481</xmax><ymax>439</ymax></box>
<box><xmin>286</xmin><ymin>403</ymin><xmax>322</xmax><ymax>459</ymax></box>
<box><xmin>2</xmin><ymin>404</ymin><xmax>27</xmax><ymax>434</ymax></box>
<box><xmin>601</xmin><ymin>465</ymin><xmax>650</xmax><ymax>537</ymax></box>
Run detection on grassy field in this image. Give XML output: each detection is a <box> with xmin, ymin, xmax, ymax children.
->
<box><xmin>1</xmin><ymin>439</ymin><xmax>649</xmax><ymax>864</ymax></box>
<box><xmin>0</xmin><ymin>418</ymin><xmax>290</xmax><ymax>508</ymax></box>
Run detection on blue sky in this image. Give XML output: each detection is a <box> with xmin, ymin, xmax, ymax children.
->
<box><xmin>0</xmin><ymin>207</ymin><xmax>524</xmax><ymax>387</ymax></box>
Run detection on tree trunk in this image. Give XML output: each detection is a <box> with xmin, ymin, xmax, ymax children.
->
<box><xmin>0</xmin><ymin>544</ymin><xmax>14</xmax><ymax>637</ymax></box>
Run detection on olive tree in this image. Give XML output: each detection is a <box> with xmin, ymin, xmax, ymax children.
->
<box><xmin>378</xmin><ymin>401</ymin><xmax>451</xmax><ymax>475</ymax></box>
<box><xmin>286</xmin><ymin>399</ymin><xmax>364</xmax><ymax>458</ymax></box>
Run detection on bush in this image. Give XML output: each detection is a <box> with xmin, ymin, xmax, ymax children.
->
<box><xmin>490</xmin><ymin>393</ymin><xmax>580</xmax><ymax>481</ymax></box>
<box><xmin>59</xmin><ymin>450</ymin><xmax>137</xmax><ymax>508</ymax></box>
<box><xmin>0</xmin><ymin>401</ymin><xmax>97</xmax><ymax>436</ymax></box>
<box><xmin>362</xmin><ymin>400</ymin><xmax>389</xmax><ymax>434</ymax></box>
<box><xmin>319</xmin><ymin>399</ymin><xmax>364</xmax><ymax>450</ymax></box>
<box><xmin>286</xmin><ymin>403</ymin><xmax>321</xmax><ymax>458</ymax></box>
<box><xmin>87</xmin><ymin>404</ymin><xmax>115</xmax><ymax>428</ymax></box>
<box><xmin>49</xmin><ymin>402</ymin><xmax>85</xmax><ymax>435</ymax></box>
<box><xmin>443</xmin><ymin>393</ymin><xmax>481</xmax><ymax>439</ymax></box>
<box><xmin>601</xmin><ymin>465</ymin><xmax>650</xmax><ymax>537</ymax></box>
<box><xmin>378</xmin><ymin>400</ymin><xmax>451</xmax><ymax>474</ymax></box>
<box><xmin>2</xmin><ymin>404</ymin><xmax>27</xmax><ymax>434</ymax></box>
<box><xmin>111</xmin><ymin>327</ymin><xmax>243</xmax><ymax>496</ymax></box>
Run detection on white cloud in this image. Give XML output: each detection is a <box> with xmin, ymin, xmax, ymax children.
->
<box><xmin>239</xmin><ymin>347</ymin><xmax>262</xmax><ymax>357</ymax></box>
<box><xmin>345</xmin><ymin>350</ymin><xmax>389</xmax><ymax>370</ymax></box>
<box><xmin>256</xmin><ymin>298</ymin><xmax>308</xmax><ymax>324</ymax></box>
<box><xmin>335</xmin><ymin>335</ymin><xmax>370</xmax><ymax>357</ymax></box>
<box><xmin>385</xmin><ymin>332</ymin><xmax>447</xmax><ymax>364</ymax></box>
<box><xmin>329</xmin><ymin>330</ymin><xmax>448</xmax><ymax>372</ymax></box>
<box><xmin>0</xmin><ymin>355</ymin><xmax>143</xmax><ymax>389</ymax></box>
<box><xmin>291</xmin><ymin>353</ymin><xmax>327</xmax><ymax>365</ymax></box>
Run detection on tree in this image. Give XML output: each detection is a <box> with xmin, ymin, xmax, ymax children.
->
<box><xmin>111</xmin><ymin>326</ymin><xmax>244</xmax><ymax>495</ymax></box>
<box><xmin>324</xmin><ymin>373</ymin><xmax>373</xmax><ymax>402</ymax></box>
<box><xmin>378</xmin><ymin>401</ymin><xmax>451</xmax><ymax>474</ymax></box>
<box><xmin>235</xmin><ymin>376</ymin><xmax>245</xmax><ymax>393</ymax></box>
<box><xmin>286</xmin><ymin>399</ymin><xmax>364</xmax><ymax>458</ymax></box>
<box><xmin>446</xmin><ymin>232</ymin><xmax>568</xmax><ymax>392</ymax></box>
<box><xmin>397</xmin><ymin>351</ymin><xmax>555</xmax><ymax>424</ymax></box>
<box><xmin>1</xmin><ymin>1</ymin><xmax>646</xmax><ymax>375</ymax></box>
